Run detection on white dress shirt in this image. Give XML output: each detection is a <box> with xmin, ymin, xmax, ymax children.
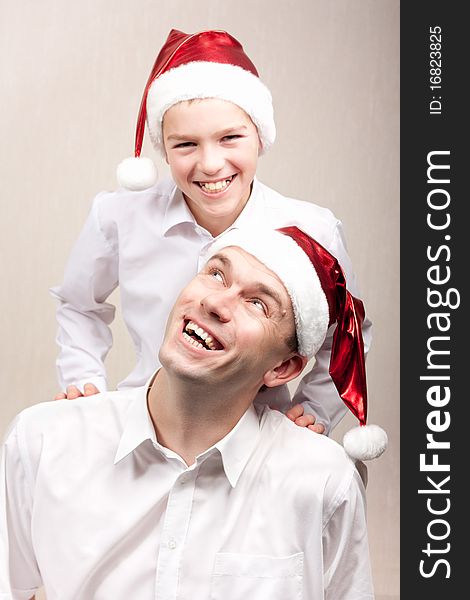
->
<box><xmin>0</xmin><ymin>385</ymin><xmax>374</xmax><ymax>600</ymax></box>
<box><xmin>50</xmin><ymin>178</ymin><xmax>372</xmax><ymax>433</ymax></box>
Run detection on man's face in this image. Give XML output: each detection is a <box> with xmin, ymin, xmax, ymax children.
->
<box><xmin>162</xmin><ymin>99</ymin><xmax>260</xmax><ymax>234</ymax></box>
<box><xmin>159</xmin><ymin>247</ymin><xmax>300</xmax><ymax>393</ymax></box>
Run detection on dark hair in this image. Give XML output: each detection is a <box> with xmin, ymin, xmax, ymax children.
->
<box><xmin>285</xmin><ymin>331</ymin><xmax>299</xmax><ymax>354</ymax></box>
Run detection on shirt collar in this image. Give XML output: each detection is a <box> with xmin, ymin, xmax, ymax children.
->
<box><xmin>114</xmin><ymin>372</ymin><xmax>261</xmax><ymax>488</ymax></box>
<box><xmin>161</xmin><ymin>178</ymin><xmax>265</xmax><ymax>237</ymax></box>
<box><xmin>114</xmin><ymin>373</ymin><xmax>158</xmax><ymax>464</ymax></box>
<box><xmin>230</xmin><ymin>177</ymin><xmax>264</xmax><ymax>228</ymax></box>
<box><xmin>211</xmin><ymin>404</ymin><xmax>261</xmax><ymax>488</ymax></box>
<box><xmin>161</xmin><ymin>184</ymin><xmax>197</xmax><ymax>235</ymax></box>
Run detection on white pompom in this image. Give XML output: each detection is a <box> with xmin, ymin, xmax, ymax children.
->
<box><xmin>343</xmin><ymin>424</ymin><xmax>388</xmax><ymax>461</ymax></box>
<box><xmin>116</xmin><ymin>156</ymin><xmax>158</xmax><ymax>191</ymax></box>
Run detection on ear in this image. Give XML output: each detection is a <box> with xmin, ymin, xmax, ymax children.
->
<box><xmin>262</xmin><ymin>354</ymin><xmax>308</xmax><ymax>388</ymax></box>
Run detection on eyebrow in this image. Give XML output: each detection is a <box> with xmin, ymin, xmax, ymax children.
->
<box><xmin>208</xmin><ymin>254</ymin><xmax>284</xmax><ymax>312</ymax></box>
<box><xmin>166</xmin><ymin>133</ymin><xmax>194</xmax><ymax>141</ymax></box>
<box><xmin>167</xmin><ymin>125</ymin><xmax>249</xmax><ymax>142</ymax></box>
<box><xmin>254</xmin><ymin>283</ymin><xmax>284</xmax><ymax>311</ymax></box>
<box><xmin>214</xmin><ymin>125</ymin><xmax>249</xmax><ymax>137</ymax></box>
<box><xmin>209</xmin><ymin>253</ymin><xmax>232</xmax><ymax>269</ymax></box>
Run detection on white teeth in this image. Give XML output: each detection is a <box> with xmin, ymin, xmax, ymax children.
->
<box><xmin>184</xmin><ymin>321</ymin><xmax>218</xmax><ymax>351</ymax></box>
<box><xmin>183</xmin><ymin>331</ymin><xmax>204</xmax><ymax>349</ymax></box>
<box><xmin>199</xmin><ymin>177</ymin><xmax>232</xmax><ymax>192</ymax></box>
<box><xmin>186</xmin><ymin>321</ymin><xmax>196</xmax><ymax>332</ymax></box>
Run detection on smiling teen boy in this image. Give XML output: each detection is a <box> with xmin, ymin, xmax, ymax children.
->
<box><xmin>1</xmin><ymin>227</ymin><xmax>383</xmax><ymax>599</ymax></box>
<box><xmin>50</xmin><ymin>28</ymin><xmax>372</xmax><ymax>435</ymax></box>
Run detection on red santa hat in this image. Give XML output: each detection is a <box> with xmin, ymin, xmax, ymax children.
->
<box><xmin>205</xmin><ymin>225</ymin><xmax>388</xmax><ymax>461</ymax></box>
<box><xmin>117</xmin><ymin>29</ymin><xmax>275</xmax><ymax>191</ymax></box>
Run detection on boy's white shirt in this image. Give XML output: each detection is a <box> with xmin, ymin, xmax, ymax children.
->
<box><xmin>50</xmin><ymin>177</ymin><xmax>372</xmax><ymax>433</ymax></box>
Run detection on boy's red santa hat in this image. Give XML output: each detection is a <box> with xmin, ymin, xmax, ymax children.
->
<box><xmin>117</xmin><ymin>29</ymin><xmax>275</xmax><ymax>191</ymax></box>
<box><xmin>205</xmin><ymin>225</ymin><xmax>388</xmax><ymax>461</ymax></box>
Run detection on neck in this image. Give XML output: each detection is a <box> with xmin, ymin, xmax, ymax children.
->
<box><xmin>184</xmin><ymin>182</ymin><xmax>254</xmax><ymax>237</ymax></box>
<box><xmin>147</xmin><ymin>369</ymin><xmax>255</xmax><ymax>466</ymax></box>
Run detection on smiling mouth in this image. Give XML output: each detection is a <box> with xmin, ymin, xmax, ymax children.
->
<box><xmin>182</xmin><ymin>320</ymin><xmax>224</xmax><ymax>351</ymax></box>
<box><xmin>196</xmin><ymin>175</ymin><xmax>236</xmax><ymax>193</ymax></box>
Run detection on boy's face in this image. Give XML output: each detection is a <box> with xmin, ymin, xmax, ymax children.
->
<box><xmin>162</xmin><ymin>99</ymin><xmax>260</xmax><ymax>235</ymax></box>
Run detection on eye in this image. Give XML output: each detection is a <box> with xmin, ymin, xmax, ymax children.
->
<box><xmin>250</xmin><ymin>298</ymin><xmax>267</xmax><ymax>314</ymax></box>
<box><xmin>209</xmin><ymin>268</ymin><xmax>224</xmax><ymax>283</ymax></box>
<box><xmin>174</xmin><ymin>141</ymin><xmax>196</xmax><ymax>149</ymax></box>
<box><xmin>221</xmin><ymin>134</ymin><xmax>241</xmax><ymax>142</ymax></box>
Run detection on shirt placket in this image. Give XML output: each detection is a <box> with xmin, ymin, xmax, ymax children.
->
<box><xmin>154</xmin><ymin>466</ymin><xmax>198</xmax><ymax>599</ymax></box>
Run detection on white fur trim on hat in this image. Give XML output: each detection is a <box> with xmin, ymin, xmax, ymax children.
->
<box><xmin>203</xmin><ymin>228</ymin><xmax>329</xmax><ymax>358</ymax></box>
<box><xmin>146</xmin><ymin>61</ymin><xmax>276</xmax><ymax>154</ymax></box>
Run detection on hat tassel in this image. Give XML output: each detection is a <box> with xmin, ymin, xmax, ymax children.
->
<box><xmin>343</xmin><ymin>423</ymin><xmax>388</xmax><ymax>461</ymax></box>
<box><xmin>116</xmin><ymin>156</ymin><xmax>158</xmax><ymax>191</ymax></box>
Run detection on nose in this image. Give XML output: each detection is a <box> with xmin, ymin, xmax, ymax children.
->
<box><xmin>200</xmin><ymin>290</ymin><xmax>233</xmax><ymax>323</ymax></box>
<box><xmin>198</xmin><ymin>145</ymin><xmax>225</xmax><ymax>176</ymax></box>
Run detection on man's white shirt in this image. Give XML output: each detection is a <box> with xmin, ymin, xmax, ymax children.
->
<box><xmin>0</xmin><ymin>387</ymin><xmax>374</xmax><ymax>599</ymax></box>
<box><xmin>50</xmin><ymin>178</ymin><xmax>372</xmax><ymax>433</ymax></box>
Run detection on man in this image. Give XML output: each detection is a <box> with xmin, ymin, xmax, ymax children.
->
<box><xmin>1</xmin><ymin>226</ymin><xmax>383</xmax><ymax>599</ymax></box>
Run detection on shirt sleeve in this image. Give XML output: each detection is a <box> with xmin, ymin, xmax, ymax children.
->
<box><xmin>322</xmin><ymin>469</ymin><xmax>374</xmax><ymax>599</ymax></box>
<box><xmin>0</xmin><ymin>417</ymin><xmax>42</xmax><ymax>599</ymax></box>
<box><xmin>49</xmin><ymin>193</ymin><xmax>119</xmax><ymax>393</ymax></box>
<box><xmin>292</xmin><ymin>222</ymin><xmax>373</xmax><ymax>434</ymax></box>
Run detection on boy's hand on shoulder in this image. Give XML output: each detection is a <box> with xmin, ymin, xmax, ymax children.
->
<box><xmin>54</xmin><ymin>383</ymin><xmax>100</xmax><ymax>400</ymax></box>
<box><xmin>286</xmin><ymin>403</ymin><xmax>326</xmax><ymax>434</ymax></box>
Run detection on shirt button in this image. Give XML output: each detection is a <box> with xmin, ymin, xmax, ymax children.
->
<box><xmin>168</xmin><ymin>538</ymin><xmax>177</xmax><ymax>550</ymax></box>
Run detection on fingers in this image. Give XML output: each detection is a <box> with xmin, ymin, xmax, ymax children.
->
<box><xmin>287</xmin><ymin>406</ymin><xmax>326</xmax><ymax>435</ymax></box>
<box><xmin>308</xmin><ymin>423</ymin><xmax>326</xmax><ymax>435</ymax></box>
<box><xmin>66</xmin><ymin>385</ymin><xmax>83</xmax><ymax>400</ymax></box>
<box><xmin>293</xmin><ymin>414</ymin><xmax>316</xmax><ymax>428</ymax></box>
<box><xmin>55</xmin><ymin>383</ymin><xmax>100</xmax><ymax>401</ymax></box>
<box><xmin>286</xmin><ymin>404</ymin><xmax>304</xmax><ymax>421</ymax></box>
<box><xmin>83</xmin><ymin>383</ymin><xmax>100</xmax><ymax>396</ymax></box>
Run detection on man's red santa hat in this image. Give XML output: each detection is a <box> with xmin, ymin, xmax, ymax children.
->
<box><xmin>117</xmin><ymin>29</ymin><xmax>275</xmax><ymax>191</ymax></box>
<box><xmin>205</xmin><ymin>225</ymin><xmax>388</xmax><ymax>461</ymax></box>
